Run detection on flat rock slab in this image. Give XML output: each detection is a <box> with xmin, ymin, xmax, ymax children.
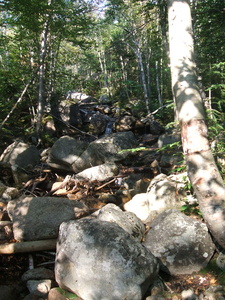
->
<box><xmin>7</xmin><ymin>197</ymin><xmax>88</xmax><ymax>241</ymax></box>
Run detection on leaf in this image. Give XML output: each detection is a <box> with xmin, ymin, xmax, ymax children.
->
<box><xmin>209</xmin><ymin>278</ymin><xmax>217</xmax><ymax>285</ymax></box>
<box><xmin>55</xmin><ymin>287</ymin><xmax>79</xmax><ymax>299</ymax></box>
<box><xmin>181</xmin><ymin>205</ymin><xmax>188</xmax><ymax>211</ymax></box>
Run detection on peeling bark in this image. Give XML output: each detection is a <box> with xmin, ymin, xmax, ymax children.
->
<box><xmin>181</xmin><ymin>119</ymin><xmax>210</xmax><ymax>155</ymax></box>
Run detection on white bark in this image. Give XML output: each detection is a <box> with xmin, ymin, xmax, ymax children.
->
<box><xmin>168</xmin><ymin>0</ymin><xmax>225</xmax><ymax>249</ymax></box>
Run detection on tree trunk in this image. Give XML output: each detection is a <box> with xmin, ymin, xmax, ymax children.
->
<box><xmin>168</xmin><ymin>0</ymin><xmax>225</xmax><ymax>249</ymax></box>
<box><xmin>35</xmin><ymin>0</ymin><xmax>52</xmax><ymax>136</ymax></box>
<box><xmin>155</xmin><ymin>60</ymin><xmax>163</xmax><ymax>107</ymax></box>
<box><xmin>132</xmin><ymin>42</ymin><xmax>151</xmax><ymax>115</ymax></box>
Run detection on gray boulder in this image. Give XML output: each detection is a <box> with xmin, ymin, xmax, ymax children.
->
<box><xmin>75</xmin><ymin>162</ymin><xmax>118</xmax><ymax>182</ymax></box>
<box><xmin>0</xmin><ymin>140</ymin><xmax>40</xmax><ymax>186</ymax></box>
<box><xmin>47</xmin><ymin>136</ymin><xmax>88</xmax><ymax>172</ymax></box>
<box><xmin>0</xmin><ymin>140</ymin><xmax>40</xmax><ymax>170</ymax></box>
<box><xmin>55</xmin><ymin>218</ymin><xmax>159</xmax><ymax>300</ymax></box>
<box><xmin>146</xmin><ymin>174</ymin><xmax>186</xmax><ymax>222</ymax></box>
<box><xmin>143</xmin><ymin>209</ymin><xmax>215</xmax><ymax>275</ymax></box>
<box><xmin>124</xmin><ymin>173</ymin><xmax>187</xmax><ymax>223</ymax></box>
<box><xmin>22</xmin><ymin>267</ymin><xmax>55</xmax><ymax>282</ymax></box>
<box><xmin>157</xmin><ymin>132</ymin><xmax>181</xmax><ymax>148</ymax></box>
<box><xmin>7</xmin><ymin>197</ymin><xmax>88</xmax><ymax>241</ymax></box>
<box><xmin>26</xmin><ymin>279</ymin><xmax>52</xmax><ymax>297</ymax></box>
<box><xmin>123</xmin><ymin>193</ymin><xmax>150</xmax><ymax>223</ymax></box>
<box><xmin>88</xmin><ymin>111</ymin><xmax>108</xmax><ymax>135</ymax></box>
<box><xmin>97</xmin><ymin>203</ymin><xmax>145</xmax><ymax>242</ymax></box>
<box><xmin>48</xmin><ymin>131</ymin><xmax>138</xmax><ymax>173</ymax></box>
<box><xmin>78</xmin><ymin>130</ymin><xmax>139</xmax><ymax>166</ymax></box>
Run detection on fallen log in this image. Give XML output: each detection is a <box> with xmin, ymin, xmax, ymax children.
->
<box><xmin>0</xmin><ymin>239</ymin><xmax>57</xmax><ymax>254</ymax></box>
<box><xmin>0</xmin><ymin>221</ymin><xmax>13</xmax><ymax>227</ymax></box>
<box><xmin>119</xmin><ymin>166</ymin><xmax>154</xmax><ymax>175</ymax></box>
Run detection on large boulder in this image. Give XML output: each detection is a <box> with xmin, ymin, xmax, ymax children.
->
<box><xmin>124</xmin><ymin>173</ymin><xmax>187</xmax><ymax>223</ymax></box>
<box><xmin>55</xmin><ymin>218</ymin><xmax>159</xmax><ymax>300</ymax></box>
<box><xmin>0</xmin><ymin>140</ymin><xmax>40</xmax><ymax>170</ymax></box>
<box><xmin>143</xmin><ymin>209</ymin><xmax>215</xmax><ymax>275</ymax></box>
<box><xmin>79</xmin><ymin>130</ymin><xmax>139</xmax><ymax>165</ymax></box>
<box><xmin>7</xmin><ymin>197</ymin><xmax>88</xmax><ymax>241</ymax></box>
<box><xmin>48</xmin><ymin>131</ymin><xmax>139</xmax><ymax>173</ymax></box>
<box><xmin>0</xmin><ymin>140</ymin><xmax>40</xmax><ymax>186</ymax></box>
<box><xmin>115</xmin><ymin>115</ymin><xmax>136</xmax><ymax>132</ymax></box>
<box><xmin>88</xmin><ymin>111</ymin><xmax>108</xmax><ymax>135</ymax></box>
<box><xmin>97</xmin><ymin>203</ymin><xmax>145</xmax><ymax>242</ymax></box>
<box><xmin>75</xmin><ymin>162</ymin><xmax>118</xmax><ymax>182</ymax></box>
<box><xmin>157</xmin><ymin>132</ymin><xmax>181</xmax><ymax>148</ymax></box>
<box><xmin>123</xmin><ymin>193</ymin><xmax>150</xmax><ymax>223</ymax></box>
<box><xmin>47</xmin><ymin>136</ymin><xmax>88</xmax><ymax>172</ymax></box>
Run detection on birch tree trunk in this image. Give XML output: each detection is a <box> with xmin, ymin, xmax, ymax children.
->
<box><xmin>155</xmin><ymin>60</ymin><xmax>163</xmax><ymax>107</ymax></box>
<box><xmin>135</xmin><ymin>46</ymin><xmax>151</xmax><ymax>115</ymax></box>
<box><xmin>168</xmin><ymin>0</ymin><xmax>225</xmax><ymax>249</ymax></box>
<box><xmin>35</xmin><ymin>0</ymin><xmax>52</xmax><ymax>135</ymax></box>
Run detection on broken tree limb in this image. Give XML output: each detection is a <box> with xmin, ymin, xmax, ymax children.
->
<box><xmin>0</xmin><ymin>239</ymin><xmax>57</xmax><ymax>254</ymax></box>
<box><xmin>0</xmin><ymin>67</ymin><xmax>39</xmax><ymax>129</ymax></box>
<box><xmin>0</xmin><ymin>221</ymin><xmax>13</xmax><ymax>228</ymax></box>
<box><xmin>95</xmin><ymin>178</ymin><xmax>117</xmax><ymax>191</ymax></box>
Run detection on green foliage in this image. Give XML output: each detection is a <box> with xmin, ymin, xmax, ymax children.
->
<box><xmin>180</xmin><ymin>203</ymin><xmax>202</xmax><ymax>218</ymax></box>
<box><xmin>182</xmin><ymin>175</ymin><xmax>192</xmax><ymax>191</ymax></box>
<box><xmin>206</xmin><ymin>106</ymin><xmax>225</xmax><ymax>172</ymax></box>
<box><xmin>170</xmin><ymin>164</ymin><xmax>186</xmax><ymax>174</ymax></box>
<box><xmin>55</xmin><ymin>287</ymin><xmax>79</xmax><ymax>299</ymax></box>
<box><xmin>118</xmin><ymin>146</ymin><xmax>147</xmax><ymax>154</ymax></box>
<box><xmin>157</xmin><ymin>141</ymin><xmax>181</xmax><ymax>152</ymax></box>
<box><xmin>0</xmin><ymin>0</ymin><xmax>224</xmax><ymax>144</ymax></box>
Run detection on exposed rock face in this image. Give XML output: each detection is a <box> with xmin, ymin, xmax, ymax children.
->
<box><xmin>55</xmin><ymin>218</ymin><xmax>159</xmax><ymax>300</ymax></box>
<box><xmin>47</xmin><ymin>131</ymin><xmax>139</xmax><ymax>173</ymax></box>
<box><xmin>97</xmin><ymin>203</ymin><xmax>145</xmax><ymax>242</ymax></box>
<box><xmin>123</xmin><ymin>193</ymin><xmax>150</xmax><ymax>223</ymax></box>
<box><xmin>157</xmin><ymin>132</ymin><xmax>181</xmax><ymax>148</ymax></box>
<box><xmin>0</xmin><ymin>140</ymin><xmax>40</xmax><ymax>170</ymax></box>
<box><xmin>88</xmin><ymin>111</ymin><xmax>108</xmax><ymax>135</ymax></box>
<box><xmin>75</xmin><ymin>162</ymin><xmax>118</xmax><ymax>182</ymax></box>
<box><xmin>123</xmin><ymin>173</ymin><xmax>187</xmax><ymax>223</ymax></box>
<box><xmin>143</xmin><ymin>209</ymin><xmax>215</xmax><ymax>275</ymax></box>
<box><xmin>115</xmin><ymin>115</ymin><xmax>136</xmax><ymax>132</ymax></box>
<box><xmin>47</xmin><ymin>136</ymin><xmax>88</xmax><ymax>172</ymax></box>
<box><xmin>7</xmin><ymin>197</ymin><xmax>88</xmax><ymax>241</ymax></box>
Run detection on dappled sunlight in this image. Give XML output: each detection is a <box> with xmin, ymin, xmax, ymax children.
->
<box><xmin>168</xmin><ymin>0</ymin><xmax>225</xmax><ymax>248</ymax></box>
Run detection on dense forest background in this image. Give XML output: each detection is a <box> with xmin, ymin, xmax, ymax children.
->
<box><xmin>0</xmin><ymin>0</ymin><xmax>224</xmax><ymax>149</ymax></box>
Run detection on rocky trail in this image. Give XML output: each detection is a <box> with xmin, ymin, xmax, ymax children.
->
<box><xmin>1</xmin><ymin>96</ymin><xmax>225</xmax><ymax>299</ymax></box>
<box><xmin>1</xmin><ymin>151</ymin><xmax>225</xmax><ymax>300</ymax></box>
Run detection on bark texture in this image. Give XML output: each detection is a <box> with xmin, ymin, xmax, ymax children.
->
<box><xmin>168</xmin><ymin>0</ymin><xmax>225</xmax><ymax>248</ymax></box>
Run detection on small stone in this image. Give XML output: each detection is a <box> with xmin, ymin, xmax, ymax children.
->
<box><xmin>216</xmin><ymin>251</ymin><xmax>225</xmax><ymax>270</ymax></box>
<box><xmin>181</xmin><ymin>289</ymin><xmax>198</xmax><ymax>300</ymax></box>
<box><xmin>26</xmin><ymin>279</ymin><xmax>52</xmax><ymax>297</ymax></box>
<box><xmin>2</xmin><ymin>187</ymin><xmax>19</xmax><ymax>201</ymax></box>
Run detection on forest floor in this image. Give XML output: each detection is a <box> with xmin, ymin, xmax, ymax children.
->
<box><xmin>1</xmin><ymin>153</ymin><xmax>225</xmax><ymax>299</ymax></box>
